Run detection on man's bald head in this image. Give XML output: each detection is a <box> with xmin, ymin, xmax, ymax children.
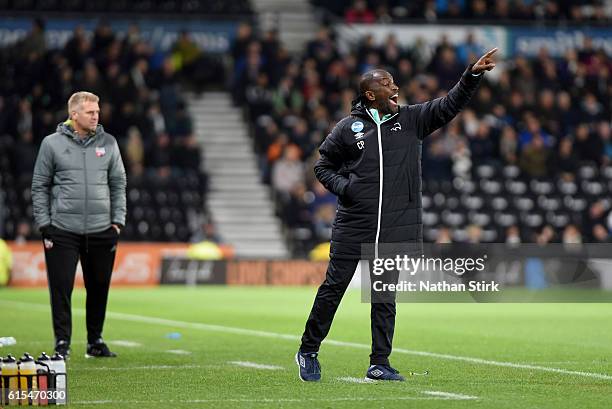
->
<box><xmin>357</xmin><ymin>69</ymin><xmax>400</xmax><ymax>115</ymax></box>
<box><xmin>359</xmin><ymin>69</ymin><xmax>391</xmax><ymax>96</ymax></box>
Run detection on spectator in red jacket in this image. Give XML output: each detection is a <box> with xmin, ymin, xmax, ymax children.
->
<box><xmin>345</xmin><ymin>0</ymin><xmax>376</xmax><ymax>23</ymax></box>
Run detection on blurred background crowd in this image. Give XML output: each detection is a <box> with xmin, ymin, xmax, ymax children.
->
<box><xmin>233</xmin><ymin>5</ymin><xmax>611</xmax><ymax>254</ymax></box>
<box><xmin>0</xmin><ymin>0</ymin><xmax>610</xmax><ymax>258</ymax></box>
<box><xmin>0</xmin><ymin>17</ymin><xmax>212</xmax><ymax>242</ymax></box>
<box><xmin>315</xmin><ymin>0</ymin><xmax>612</xmax><ymax>23</ymax></box>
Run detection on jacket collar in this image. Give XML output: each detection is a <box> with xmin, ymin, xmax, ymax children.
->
<box><xmin>57</xmin><ymin>120</ymin><xmax>104</xmax><ymax>146</ymax></box>
<box><xmin>350</xmin><ymin>96</ymin><xmax>371</xmax><ymax>120</ymax></box>
<box><xmin>351</xmin><ymin>96</ymin><xmax>398</xmax><ymax>124</ymax></box>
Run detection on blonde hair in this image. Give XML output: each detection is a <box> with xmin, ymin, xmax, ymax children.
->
<box><xmin>67</xmin><ymin>91</ymin><xmax>99</xmax><ymax>115</ymax></box>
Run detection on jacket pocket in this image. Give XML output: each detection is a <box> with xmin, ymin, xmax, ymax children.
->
<box><xmin>340</xmin><ymin>173</ymin><xmax>355</xmax><ymax>207</ymax></box>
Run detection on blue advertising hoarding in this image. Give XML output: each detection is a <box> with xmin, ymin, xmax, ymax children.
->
<box><xmin>0</xmin><ymin>17</ymin><xmax>239</xmax><ymax>53</ymax></box>
<box><xmin>337</xmin><ymin>24</ymin><xmax>612</xmax><ymax>60</ymax></box>
<box><xmin>508</xmin><ymin>27</ymin><xmax>612</xmax><ymax>57</ymax></box>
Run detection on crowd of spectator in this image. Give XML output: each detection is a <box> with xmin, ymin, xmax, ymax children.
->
<box><xmin>232</xmin><ymin>21</ymin><xmax>611</xmax><ymax>253</ymax></box>
<box><xmin>313</xmin><ymin>0</ymin><xmax>612</xmax><ymax>23</ymax></box>
<box><xmin>0</xmin><ymin>0</ymin><xmax>252</xmax><ymax>15</ymax></box>
<box><xmin>0</xmin><ymin>18</ymin><xmax>208</xmax><ymax>241</ymax></box>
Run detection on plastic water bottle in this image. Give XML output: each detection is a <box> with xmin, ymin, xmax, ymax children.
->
<box><xmin>0</xmin><ymin>336</ymin><xmax>16</xmax><ymax>347</ymax></box>
<box><xmin>50</xmin><ymin>352</ymin><xmax>67</xmax><ymax>405</ymax></box>
<box><xmin>37</xmin><ymin>352</ymin><xmax>51</xmax><ymax>406</ymax></box>
<box><xmin>19</xmin><ymin>353</ymin><xmax>38</xmax><ymax>406</ymax></box>
<box><xmin>0</xmin><ymin>356</ymin><xmax>3</xmax><ymax>407</ymax></box>
<box><xmin>1</xmin><ymin>354</ymin><xmax>19</xmax><ymax>406</ymax></box>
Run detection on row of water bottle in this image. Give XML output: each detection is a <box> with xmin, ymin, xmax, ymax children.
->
<box><xmin>0</xmin><ymin>350</ymin><xmax>67</xmax><ymax>406</ymax></box>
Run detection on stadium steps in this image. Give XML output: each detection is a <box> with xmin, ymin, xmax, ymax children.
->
<box><xmin>251</xmin><ymin>0</ymin><xmax>317</xmax><ymax>54</ymax></box>
<box><xmin>186</xmin><ymin>92</ymin><xmax>290</xmax><ymax>259</ymax></box>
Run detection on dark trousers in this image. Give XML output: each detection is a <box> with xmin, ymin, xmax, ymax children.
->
<box><xmin>42</xmin><ymin>226</ymin><xmax>118</xmax><ymax>344</ymax></box>
<box><xmin>300</xmin><ymin>258</ymin><xmax>398</xmax><ymax>366</ymax></box>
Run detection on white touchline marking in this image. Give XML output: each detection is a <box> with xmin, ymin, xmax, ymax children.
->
<box><xmin>71</xmin><ymin>396</ymin><xmax>463</xmax><ymax>405</ymax></box>
<box><xmin>2</xmin><ymin>300</ymin><xmax>611</xmax><ymax>381</ymax></box>
<box><xmin>422</xmin><ymin>391</ymin><xmax>478</xmax><ymax>400</ymax></box>
<box><xmin>166</xmin><ymin>349</ymin><xmax>192</xmax><ymax>355</ymax></box>
<box><xmin>336</xmin><ymin>376</ymin><xmax>376</xmax><ymax>384</ymax></box>
<box><xmin>108</xmin><ymin>340</ymin><xmax>142</xmax><ymax>347</ymax></box>
<box><xmin>525</xmin><ymin>361</ymin><xmax>579</xmax><ymax>365</ymax></box>
<box><xmin>228</xmin><ymin>361</ymin><xmax>284</xmax><ymax>370</ymax></box>
<box><xmin>72</xmin><ymin>364</ymin><xmax>220</xmax><ymax>371</ymax></box>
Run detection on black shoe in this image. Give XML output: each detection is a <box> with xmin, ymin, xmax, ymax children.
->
<box><xmin>295</xmin><ymin>351</ymin><xmax>321</xmax><ymax>382</ymax></box>
<box><xmin>366</xmin><ymin>364</ymin><xmax>405</xmax><ymax>381</ymax></box>
<box><xmin>85</xmin><ymin>339</ymin><xmax>117</xmax><ymax>358</ymax></box>
<box><xmin>54</xmin><ymin>340</ymin><xmax>71</xmax><ymax>359</ymax></box>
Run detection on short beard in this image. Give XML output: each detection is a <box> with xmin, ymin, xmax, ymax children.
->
<box><xmin>380</xmin><ymin>101</ymin><xmax>398</xmax><ymax>116</ymax></box>
<box><xmin>369</xmin><ymin>101</ymin><xmax>391</xmax><ymax>116</ymax></box>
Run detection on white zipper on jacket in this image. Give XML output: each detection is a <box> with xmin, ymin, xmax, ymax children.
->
<box><xmin>365</xmin><ymin>110</ymin><xmax>398</xmax><ymax>260</ymax></box>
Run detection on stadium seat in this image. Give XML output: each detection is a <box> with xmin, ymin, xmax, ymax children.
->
<box><xmin>454</xmin><ymin>178</ymin><xmax>476</xmax><ymax>194</ymax></box>
<box><xmin>563</xmin><ymin>196</ymin><xmax>587</xmax><ymax>212</ymax></box>
<box><xmin>503</xmin><ymin>165</ymin><xmax>521</xmax><ymax>179</ymax></box>
<box><xmin>521</xmin><ymin>212</ymin><xmax>544</xmax><ymax>228</ymax></box>
<box><xmin>491</xmin><ymin>196</ymin><xmax>509</xmax><ymax>211</ymax></box>
<box><xmin>506</xmin><ymin>180</ymin><xmax>527</xmax><ymax>195</ymax></box>
<box><xmin>468</xmin><ymin>211</ymin><xmax>491</xmax><ymax>226</ymax></box>
<box><xmin>537</xmin><ymin>195</ymin><xmax>561</xmax><ymax>211</ymax></box>
<box><xmin>530</xmin><ymin>180</ymin><xmax>554</xmax><ymax>195</ymax></box>
<box><xmin>475</xmin><ymin>164</ymin><xmax>496</xmax><ymax>179</ymax></box>
<box><xmin>558</xmin><ymin>180</ymin><xmax>578</xmax><ymax>195</ymax></box>
<box><xmin>451</xmin><ymin>228</ymin><xmax>468</xmax><ymax>242</ymax></box>
<box><xmin>480</xmin><ymin>228</ymin><xmax>498</xmax><ymax>242</ymax></box>
<box><xmin>494</xmin><ymin>212</ymin><xmax>518</xmax><ymax>227</ymax></box>
<box><xmin>513</xmin><ymin>197</ymin><xmax>534</xmax><ymax>211</ymax></box>
<box><xmin>441</xmin><ymin>210</ymin><xmax>465</xmax><ymax>227</ymax></box>
<box><xmin>462</xmin><ymin>194</ymin><xmax>484</xmax><ymax>210</ymax></box>
<box><xmin>602</xmin><ymin>166</ymin><xmax>612</xmax><ymax>179</ymax></box>
<box><xmin>445</xmin><ymin>195</ymin><xmax>460</xmax><ymax>210</ymax></box>
<box><xmin>480</xmin><ymin>179</ymin><xmax>502</xmax><ymax>195</ymax></box>
<box><xmin>546</xmin><ymin>211</ymin><xmax>571</xmax><ymax>228</ymax></box>
<box><xmin>581</xmin><ymin>180</ymin><xmax>606</xmax><ymax>196</ymax></box>
<box><xmin>432</xmin><ymin>192</ymin><xmax>446</xmax><ymax>208</ymax></box>
<box><xmin>578</xmin><ymin>164</ymin><xmax>598</xmax><ymax>180</ymax></box>
<box><xmin>422</xmin><ymin>211</ymin><xmax>439</xmax><ymax>226</ymax></box>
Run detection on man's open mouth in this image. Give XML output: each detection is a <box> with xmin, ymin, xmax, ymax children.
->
<box><xmin>389</xmin><ymin>94</ymin><xmax>398</xmax><ymax>106</ymax></box>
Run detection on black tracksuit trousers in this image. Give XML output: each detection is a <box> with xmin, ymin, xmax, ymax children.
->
<box><xmin>43</xmin><ymin>226</ymin><xmax>119</xmax><ymax>345</ymax></box>
<box><xmin>300</xmin><ymin>257</ymin><xmax>398</xmax><ymax>366</ymax></box>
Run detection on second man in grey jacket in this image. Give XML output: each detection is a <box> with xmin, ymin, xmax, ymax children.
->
<box><xmin>32</xmin><ymin>91</ymin><xmax>127</xmax><ymax>358</ymax></box>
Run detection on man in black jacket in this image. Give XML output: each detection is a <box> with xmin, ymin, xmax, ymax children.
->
<box><xmin>295</xmin><ymin>48</ymin><xmax>497</xmax><ymax>382</ymax></box>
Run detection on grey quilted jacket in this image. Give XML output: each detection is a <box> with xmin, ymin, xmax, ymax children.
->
<box><xmin>31</xmin><ymin>121</ymin><xmax>127</xmax><ymax>234</ymax></box>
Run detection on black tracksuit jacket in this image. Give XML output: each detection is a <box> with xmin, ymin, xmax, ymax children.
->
<box><xmin>314</xmin><ymin>67</ymin><xmax>483</xmax><ymax>259</ymax></box>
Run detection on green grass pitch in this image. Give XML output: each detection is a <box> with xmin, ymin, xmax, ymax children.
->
<box><xmin>0</xmin><ymin>287</ymin><xmax>611</xmax><ymax>408</ymax></box>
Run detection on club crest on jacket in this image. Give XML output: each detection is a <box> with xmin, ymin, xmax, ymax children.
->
<box><xmin>351</xmin><ymin>121</ymin><xmax>364</xmax><ymax>132</ymax></box>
